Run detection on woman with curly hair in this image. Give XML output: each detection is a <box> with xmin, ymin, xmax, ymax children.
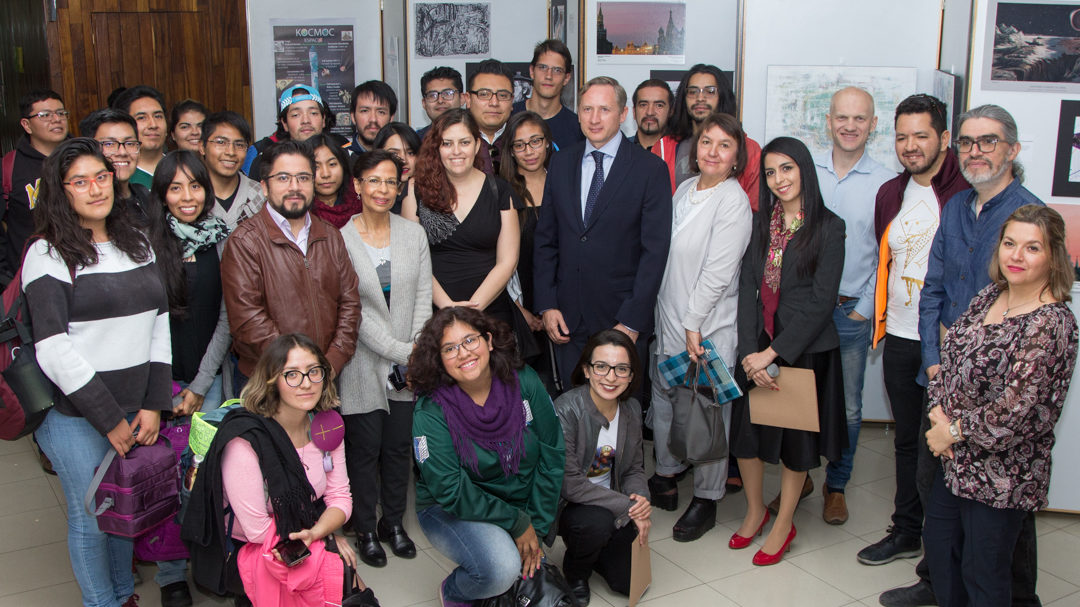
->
<box><xmin>408</xmin><ymin>307</ymin><xmax>564</xmax><ymax>607</ymax></box>
<box><xmin>26</xmin><ymin>137</ymin><xmax>171</xmax><ymax>607</ymax></box>
<box><xmin>401</xmin><ymin>109</ymin><xmax>521</xmax><ymax>327</ymax></box>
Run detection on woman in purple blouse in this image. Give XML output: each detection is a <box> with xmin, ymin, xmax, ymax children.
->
<box><xmin>923</xmin><ymin>204</ymin><xmax>1078</xmax><ymax>607</ymax></box>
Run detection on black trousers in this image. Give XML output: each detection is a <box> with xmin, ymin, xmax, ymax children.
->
<box><xmin>882</xmin><ymin>335</ymin><xmax>924</xmax><ymax>537</ymax></box>
<box><xmin>914</xmin><ymin>393</ymin><xmax>1041</xmax><ymax>606</ymax></box>
<box><xmin>558</xmin><ymin>503</ymin><xmax>638</xmax><ymax>595</ymax></box>
<box><xmin>343</xmin><ymin>400</ymin><xmax>414</xmax><ymax>533</ymax></box>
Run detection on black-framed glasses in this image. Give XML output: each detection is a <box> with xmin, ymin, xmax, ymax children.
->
<box><xmin>99</xmin><ymin>139</ymin><xmax>142</xmax><ymax>154</ymax></box>
<box><xmin>25</xmin><ymin>109</ymin><xmax>69</xmax><ymax>121</ymax></box>
<box><xmin>440</xmin><ymin>333</ymin><xmax>485</xmax><ymax>358</ymax></box>
<box><xmin>208</xmin><ymin>137</ymin><xmax>249</xmax><ymax>151</ymax></box>
<box><xmin>282</xmin><ymin>366</ymin><xmax>326</xmax><ymax>387</ymax></box>
<box><xmin>588</xmin><ymin>361</ymin><xmax>633</xmax><ymax>378</ymax></box>
<box><xmin>511</xmin><ymin>136</ymin><xmax>546</xmax><ymax>153</ymax></box>
<box><xmin>686</xmin><ymin>86</ymin><xmax>718</xmax><ymax>97</ymax></box>
<box><xmin>360</xmin><ymin>176</ymin><xmax>401</xmax><ymax>189</ymax></box>
<box><xmin>470</xmin><ymin>89</ymin><xmax>513</xmax><ymax>102</ymax></box>
<box><xmin>63</xmin><ymin>171</ymin><xmax>113</xmax><ymax>193</ymax></box>
<box><xmin>266</xmin><ymin>172</ymin><xmax>314</xmax><ymax>185</ymax></box>
<box><xmin>534</xmin><ymin>63</ymin><xmax>566</xmax><ymax>76</ymax></box>
<box><xmin>424</xmin><ymin>88</ymin><xmax>459</xmax><ymax>102</ymax></box>
<box><xmin>955</xmin><ymin>135</ymin><xmax>1000</xmax><ymax>154</ymax></box>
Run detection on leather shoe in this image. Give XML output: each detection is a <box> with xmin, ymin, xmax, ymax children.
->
<box><xmin>728</xmin><ymin>509</ymin><xmax>770</xmax><ymax>549</ymax></box>
<box><xmin>822</xmin><ymin>485</ymin><xmax>849</xmax><ymax>525</ymax></box>
<box><xmin>160</xmin><ymin>581</ymin><xmax>193</xmax><ymax>607</ymax></box>
<box><xmin>672</xmin><ymin>496</ymin><xmax>716</xmax><ymax>542</ymax></box>
<box><xmin>377</xmin><ymin>519</ymin><xmax>417</xmax><ymax>558</ymax></box>
<box><xmin>766</xmin><ymin>475</ymin><xmax>813</xmax><ymax>515</ymax></box>
<box><xmin>648</xmin><ymin>473</ymin><xmax>679</xmax><ymax>511</ymax></box>
<box><xmin>568</xmin><ymin>577</ymin><xmax>590</xmax><ymax>607</ymax></box>
<box><xmin>357</xmin><ymin>532</ymin><xmax>387</xmax><ymax>567</ymax></box>
<box><xmin>878</xmin><ymin>579</ymin><xmax>936</xmax><ymax>607</ymax></box>
<box><xmin>752</xmin><ymin>524</ymin><xmax>796</xmax><ymax>566</ymax></box>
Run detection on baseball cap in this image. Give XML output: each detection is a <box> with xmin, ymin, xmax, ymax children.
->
<box><xmin>279</xmin><ymin>85</ymin><xmax>323</xmax><ymax>112</ymax></box>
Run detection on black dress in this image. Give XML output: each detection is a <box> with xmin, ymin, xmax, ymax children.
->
<box><xmin>418</xmin><ymin>174</ymin><xmax>518</xmax><ymax>327</ymax></box>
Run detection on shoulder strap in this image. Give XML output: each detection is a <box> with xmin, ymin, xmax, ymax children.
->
<box><xmin>2</xmin><ymin>150</ymin><xmax>15</xmax><ymax>201</ymax></box>
<box><xmin>84</xmin><ymin>449</ymin><xmax>118</xmax><ymax>517</ymax></box>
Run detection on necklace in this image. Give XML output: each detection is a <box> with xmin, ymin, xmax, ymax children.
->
<box><xmin>689</xmin><ymin>179</ymin><xmax>722</xmax><ymax>205</ymax></box>
<box><xmin>355</xmin><ymin>215</ymin><xmax>390</xmax><ymax>248</ymax></box>
<box><xmin>1002</xmin><ymin>293</ymin><xmax>1042</xmax><ymax>319</ymax></box>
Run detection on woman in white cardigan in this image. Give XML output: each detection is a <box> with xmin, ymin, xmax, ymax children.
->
<box><xmin>648</xmin><ymin>113</ymin><xmax>754</xmax><ymax>542</ymax></box>
<box><xmin>339</xmin><ymin>150</ymin><xmax>433</xmax><ymax>567</ymax></box>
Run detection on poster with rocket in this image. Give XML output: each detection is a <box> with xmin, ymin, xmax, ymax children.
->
<box><xmin>273</xmin><ymin>24</ymin><xmax>356</xmax><ymax>137</ymax></box>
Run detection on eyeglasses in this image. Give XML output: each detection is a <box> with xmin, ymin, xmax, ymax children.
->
<box><xmin>424</xmin><ymin>88</ymin><xmax>459</xmax><ymax>102</ymax></box>
<box><xmin>511</xmin><ymin>136</ymin><xmax>546</xmax><ymax>153</ymax></box>
<box><xmin>534</xmin><ymin>63</ymin><xmax>566</xmax><ymax>76</ymax></box>
<box><xmin>588</xmin><ymin>361</ymin><xmax>633</xmax><ymax>378</ymax></box>
<box><xmin>686</xmin><ymin>86</ymin><xmax>718</xmax><ymax>98</ymax></box>
<box><xmin>266</xmin><ymin>172</ymin><xmax>314</xmax><ymax>185</ymax></box>
<box><xmin>63</xmin><ymin>171</ymin><xmax>113</xmax><ymax>193</ymax></box>
<box><xmin>360</xmin><ymin>176</ymin><xmax>401</xmax><ymax>189</ymax></box>
<box><xmin>955</xmin><ymin>135</ymin><xmax>1001</xmax><ymax>154</ymax></box>
<box><xmin>470</xmin><ymin>89</ymin><xmax>513</xmax><ymax>102</ymax></box>
<box><xmin>440</xmin><ymin>333</ymin><xmax>485</xmax><ymax>358</ymax></box>
<box><xmin>25</xmin><ymin>109</ymin><xmax>69</xmax><ymax>121</ymax></box>
<box><xmin>99</xmin><ymin>140</ymin><xmax>142</xmax><ymax>154</ymax></box>
<box><xmin>208</xmin><ymin>137</ymin><xmax>249</xmax><ymax>151</ymax></box>
<box><xmin>281</xmin><ymin>366</ymin><xmax>326</xmax><ymax>387</ymax></box>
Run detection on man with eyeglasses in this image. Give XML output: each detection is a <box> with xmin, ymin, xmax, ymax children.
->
<box><xmin>200</xmin><ymin>111</ymin><xmax>266</xmax><ymax>231</ymax></box>
<box><xmin>651</xmin><ymin>64</ymin><xmax>762</xmax><ymax>209</ymax></box>
<box><xmin>512</xmin><ymin>39</ymin><xmax>585</xmax><ymax>151</ymax></box>
<box><xmin>466</xmin><ymin>59</ymin><xmax>515</xmax><ymax>175</ymax></box>
<box><xmin>417</xmin><ymin>66</ymin><xmax>463</xmax><ymax>139</ymax></box>
<box><xmin>221</xmin><ymin>140</ymin><xmax>362</xmax><ymax>388</ymax></box>
<box><xmin>1</xmin><ymin>89</ymin><xmax>69</xmax><ymax>286</ymax></box>
<box><xmin>346</xmin><ymin>80</ymin><xmax>398</xmax><ymax>155</ymax></box>
<box><xmin>880</xmin><ymin>103</ymin><xmax>1045</xmax><ymax>607</ymax></box>
<box><xmin>78</xmin><ymin>109</ymin><xmax>154</xmax><ymax>227</ymax></box>
<box><xmin>111</xmin><ymin>85</ymin><xmax>169</xmax><ymax>189</ymax></box>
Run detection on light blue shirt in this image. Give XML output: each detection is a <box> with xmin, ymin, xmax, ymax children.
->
<box><xmin>815</xmin><ymin>151</ymin><xmax>896</xmax><ymax>320</ymax></box>
<box><xmin>265</xmin><ymin>203</ymin><xmax>313</xmax><ymax>255</ymax></box>
<box><xmin>579</xmin><ymin>134</ymin><xmax>623</xmax><ymax>220</ymax></box>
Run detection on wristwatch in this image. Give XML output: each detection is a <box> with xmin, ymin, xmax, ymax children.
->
<box><xmin>948</xmin><ymin>420</ymin><xmax>962</xmax><ymax>442</ymax></box>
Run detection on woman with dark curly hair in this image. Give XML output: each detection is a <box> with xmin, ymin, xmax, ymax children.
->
<box><xmin>26</xmin><ymin>137</ymin><xmax>171</xmax><ymax>607</ymax></box>
<box><xmin>408</xmin><ymin>307</ymin><xmax>564</xmax><ymax>607</ymax></box>
<box><xmin>401</xmin><ymin>109</ymin><xmax>521</xmax><ymax>327</ymax></box>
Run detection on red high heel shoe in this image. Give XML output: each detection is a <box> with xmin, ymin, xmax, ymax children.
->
<box><xmin>728</xmin><ymin>510</ymin><xmax>770</xmax><ymax>549</ymax></box>
<box><xmin>752</xmin><ymin>524</ymin><xmax>796</xmax><ymax>566</ymax></box>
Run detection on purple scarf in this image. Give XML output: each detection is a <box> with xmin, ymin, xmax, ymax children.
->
<box><xmin>432</xmin><ymin>370</ymin><xmax>526</xmax><ymax>477</ymax></box>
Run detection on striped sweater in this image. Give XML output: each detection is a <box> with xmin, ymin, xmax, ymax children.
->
<box><xmin>22</xmin><ymin>239</ymin><xmax>173</xmax><ymax>435</ymax></box>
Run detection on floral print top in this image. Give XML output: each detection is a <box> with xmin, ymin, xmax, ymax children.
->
<box><xmin>929</xmin><ymin>283</ymin><xmax>1078</xmax><ymax>511</ymax></box>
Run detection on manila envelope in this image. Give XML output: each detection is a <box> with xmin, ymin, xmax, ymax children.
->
<box><xmin>629</xmin><ymin>539</ymin><xmax>651</xmax><ymax>607</ymax></box>
<box><xmin>748</xmin><ymin>367</ymin><xmax>820</xmax><ymax>432</ymax></box>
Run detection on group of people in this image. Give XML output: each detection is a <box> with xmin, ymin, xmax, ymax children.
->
<box><xmin>4</xmin><ymin>35</ymin><xmax>1077</xmax><ymax>607</ymax></box>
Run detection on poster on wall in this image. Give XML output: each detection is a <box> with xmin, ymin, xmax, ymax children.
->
<box><xmin>764</xmin><ymin>65</ymin><xmax>918</xmax><ymax>173</ymax></box>
<box><xmin>415</xmin><ymin>2</ymin><xmax>491</xmax><ymax>57</ymax></box>
<box><xmin>593</xmin><ymin>1</ymin><xmax>686</xmax><ymax>65</ymax></box>
<box><xmin>981</xmin><ymin>0</ymin><xmax>1080</xmax><ymax>93</ymax></box>
<box><xmin>272</xmin><ymin>23</ymin><xmax>355</xmax><ymax>137</ymax></box>
<box><xmin>1051</xmin><ymin>99</ymin><xmax>1080</xmax><ymax>197</ymax></box>
<box><xmin>550</xmin><ymin>0</ymin><xmax>567</xmax><ymax>43</ymax></box>
<box><xmin>932</xmin><ymin>70</ymin><xmax>960</xmax><ymax>131</ymax></box>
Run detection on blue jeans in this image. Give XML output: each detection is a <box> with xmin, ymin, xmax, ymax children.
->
<box><xmin>36</xmin><ymin>409</ymin><xmax>134</xmax><ymax>607</ymax></box>
<box><xmin>417</xmin><ymin>506</ymin><xmax>521</xmax><ymax>602</ymax></box>
<box><xmin>825</xmin><ymin>298</ymin><xmax>871</xmax><ymax>489</ymax></box>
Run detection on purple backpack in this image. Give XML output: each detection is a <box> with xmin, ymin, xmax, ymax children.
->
<box><xmin>133</xmin><ymin>422</ymin><xmax>191</xmax><ymax>561</ymax></box>
<box><xmin>83</xmin><ymin>436</ymin><xmax>181</xmax><ymax>539</ymax></box>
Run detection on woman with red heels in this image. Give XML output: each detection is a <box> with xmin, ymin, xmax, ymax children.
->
<box><xmin>728</xmin><ymin>137</ymin><xmax>848</xmax><ymax>565</ymax></box>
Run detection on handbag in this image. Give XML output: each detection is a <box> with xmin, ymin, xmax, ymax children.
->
<box><xmin>477</xmin><ymin>561</ymin><xmax>575</xmax><ymax>607</ymax></box>
<box><xmin>134</xmin><ymin>421</ymin><xmax>191</xmax><ymax>561</ymax></box>
<box><xmin>84</xmin><ymin>437</ymin><xmax>182</xmax><ymax>538</ymax></box>
<box><xmin>667</xmin><ymin>361</ymin><xmax>729</xmax><ymax>464</ymax></box>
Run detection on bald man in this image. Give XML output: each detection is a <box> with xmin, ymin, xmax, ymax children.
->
<box><xmin>813</xmin><ymin>87</ymin><xmax>896</xmax><ymax>525</ymax></box>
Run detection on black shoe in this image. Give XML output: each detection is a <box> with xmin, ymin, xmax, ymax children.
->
<box><xmin>357</xmin><ymin>532</ymin><xmax>387</xmax><ymax>567</ymax></box>
<box><xmin>857</xmin><ymin>527</ymin><xmax>922</xmax><ymax>566</ymax></box>
<box><xmin>672</xmin><ymin>497</ymin><xmax>716</xmax><ymax>542</ymax></box>
<box><xmin>160</xmin><ymin>581</ymin><xmax>193</xmax><ymax>607</ymax></box>
<box><xmin>878</xmin><ymin>579</ymin><xmax>937</xmax><ymax>607</ymax></box>
<box><xmin>648</xmin><ymin>474</ymin><xmax>679</xmax><ymax>511</ymax></box>
<box><xmin>377</xmin><ymin>519</ymin><xmax>417</xmax><ymax>559</ymax></box>
<box><xmin>568</xmin><ymin>578</ymin><xmax>590</xmax><ymax>607</ymax></box>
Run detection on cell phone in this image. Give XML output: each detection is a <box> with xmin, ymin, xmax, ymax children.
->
<box><xmin>389</xmin><ymin>364</ymin><xmax>408</xmax><ymax>391</ymax></box>
<box><xmin>274</xmin><ymin>538</ymin><xmax>311</xmax><ymax>567</ymax></box>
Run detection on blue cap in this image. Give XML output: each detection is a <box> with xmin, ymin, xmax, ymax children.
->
<box><xmin>278</xmin><ymin>85</ymin><xmax>323</xmax><ymax>112</ymax></box>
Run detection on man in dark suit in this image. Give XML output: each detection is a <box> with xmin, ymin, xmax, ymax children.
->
<box><xmin>533</xmin><ymin>75</ymin><xmax>672</xmax><ymax>388</ymax></box>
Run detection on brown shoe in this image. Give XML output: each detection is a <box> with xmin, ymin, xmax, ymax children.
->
<box><xmin>822</xmin><ymin>485</ymin><xmax>848</xmax><ymax>525</ymax></box>
<box><xmin>766</xmin><ymin>476</ymin><xmax>814</xmax><ymax>515</ymax></box>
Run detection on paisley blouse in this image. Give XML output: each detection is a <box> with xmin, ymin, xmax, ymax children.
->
<box><xmin>929</xmin><ymin>283</ymin><xmax>1078</xmax><ymax>511</ymax></box>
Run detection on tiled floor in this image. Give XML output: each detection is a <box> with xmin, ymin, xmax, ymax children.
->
<box><xmin>2</xmin><ymin>424</ymin><xmax>1078</xmax><ymax>607</ymax></box>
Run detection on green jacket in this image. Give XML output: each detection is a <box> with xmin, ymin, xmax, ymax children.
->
<box><xmin>413</xmin><ymin>365</ymin><xmax>565</xmax><ymax>538</ymax></box>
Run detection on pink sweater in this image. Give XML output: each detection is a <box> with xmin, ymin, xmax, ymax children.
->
<box><xmin>222</xmin><ymin>437</ymin><xmax>352</xmax><ymax>543</ymax></box>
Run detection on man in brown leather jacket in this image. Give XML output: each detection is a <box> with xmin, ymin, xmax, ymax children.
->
<box><xmin>221</xmin><ymin>139</ymin><xmax>362</xmax><ymax>383</ymax></box>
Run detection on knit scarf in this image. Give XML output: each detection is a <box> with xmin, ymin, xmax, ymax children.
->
<box><xmin>312</xmin><ymin>193</ymin><xmax>363</xmax><ymax>229</ymax></box>
<box><xmin>761</xmin><ymin>201</ymin><xmax>803</xmax><ymax>338</ymax></box>
<box><xmin>167</xmin><ymin>214</ymin><xmax>229</xmax><ymax>259</ymax></box>
<box><xmin>432</xmin><ymin>370</ymin><xmax>526</xmax><ymax>477</ymax></box>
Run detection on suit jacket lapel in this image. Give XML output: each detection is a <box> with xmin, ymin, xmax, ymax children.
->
<box><xmin>571</xmin><ymin>148</ymin><xmax>585</xmax><ymax>233</ymax></box>
<box><xmin>584</xmin><ymin>135</ymin><xmax>630</xmax><ymax>231</ymax></box>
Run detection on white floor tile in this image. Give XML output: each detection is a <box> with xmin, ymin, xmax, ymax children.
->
<box><xmin>590</xmin><ymin>550</ymin><xmax>700</xmax><ymax>605</ymax></box>
<box><xmin>638</xmin><ymin>583</ymin><xmax>738</xmax><ymax>607</ymax></box>
<box><xmin>1037</xmin><ymin>570</ymin><xmax>1080</xmax><ymax>604</ymax></box>
<box><xmin>787</xmin><ymin>537</ymin><xmax>918</xmax><ymax>599</ymax></box>
<box><xmin>1039</xmin><ymin>530</ymin><xmax>1080</xmax><ymax>583</ymax></box>
<box><xmin>709</xmin><ymin>561</ymin><xmax>853</xmax><ymax>607</ymax></box>
<box><xmin>0</xmin><ymin>476</ymin><xmax>59</xmax><ymax>516</ymax></box>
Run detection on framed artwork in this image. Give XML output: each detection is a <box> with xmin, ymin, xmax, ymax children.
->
<box><xmin>980</xmin><ymin>0</ymin><xmax>1080</xmax><ymax>93</ymax></box>
<box><xmin>589</xmin><ymin>1</ymin><xmax>686</xmax><ymax>65</ymax></box>
<box><xmin>1052</xmin><ymin>100</ymin><xmax>1080</xmax><ymax>197</ymax></box>
<box><xmin>414</xmin><ymin>2</ymin><xmax>491</xmax><ymax>58</ymax></box>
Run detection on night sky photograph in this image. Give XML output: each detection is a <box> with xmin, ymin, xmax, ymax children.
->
<box><xmin>997</xmin><ymin>3</ymin><xmax>1080</xmax><ymax>36</ymax></box>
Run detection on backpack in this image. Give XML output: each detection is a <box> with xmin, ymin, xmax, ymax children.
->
<box><xmin>84</xmin><ymin>436</ymin><xmax>182</xmax><ymax>538</ymax></box>
<box><xmin>133</xmin><ymin>421</ymin><xmax>191</xmax><ymax>561</ymax></box>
